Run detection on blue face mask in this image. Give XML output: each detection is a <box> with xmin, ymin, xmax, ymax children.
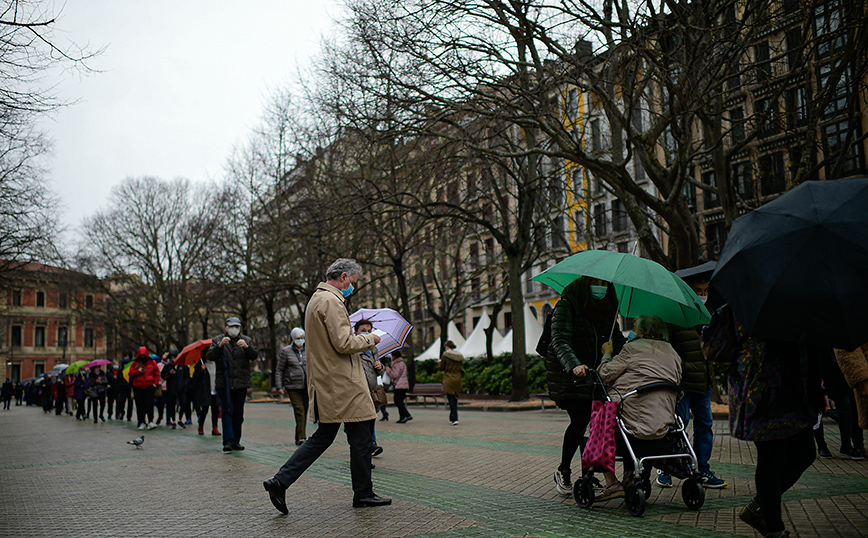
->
<box><xmin>590</xmin><ymin>285</ymin><xmax>608</xmax><ymax>300</ymax></box>
<box><xmin>341</xmin><ymin>283</ymin><xmax>354</xmax><ymax>298</ymax></box>
<box><xmin>626</xmin><ymin>331</ymin><xmax>637</xmax><ymax>342</ymax></box>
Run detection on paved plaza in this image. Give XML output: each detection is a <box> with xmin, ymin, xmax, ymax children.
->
<box><xmin>1</xmin><ymin>400</ymin><xmax>867</xmax><ymax>538</ymax></box>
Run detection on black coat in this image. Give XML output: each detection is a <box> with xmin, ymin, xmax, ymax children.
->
<box><xmin>206</xmin><ymin>333</ymin><xmax>258</xmax><ymax>391</ymax></box>
<box><xmin>669</xmin><ymin>325</ymin><xmax>710</xmax><ymax>395</ymax></box>
<box><xmin>547</xmin><ymin>286</ymin><xmax>625</xmax><ymax>402</ymax></box>
<box><xmin>191</xmin><ymin>363</ymin><xmax>212</xmax><ymax>409</ymax></box>
<box><xmin>161</xmin><ymin>362</ymin><xmax>188</xmax><ymax>394</ymax></box>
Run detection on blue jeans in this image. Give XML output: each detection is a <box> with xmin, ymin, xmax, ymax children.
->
<box><xmin>676</xmin><ymin>389</ymin><xmax>714</xmax><ymax>471</ymax></box>
<box><xmin>218</xmin><ymin>388</ymin><xmax>247</xmax><ymax>446</ymax></box>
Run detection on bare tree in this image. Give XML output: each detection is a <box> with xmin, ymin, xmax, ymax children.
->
<box><xmin>80</xmin><ymin>177</ymin><xmax>226</xmax><ymax>353</ymax></box>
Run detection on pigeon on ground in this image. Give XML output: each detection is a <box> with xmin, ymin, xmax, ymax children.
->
<box><xmin>127</xmin><ymin>435</ymin><xmax>144</xmax><ymax>448</ymax></box>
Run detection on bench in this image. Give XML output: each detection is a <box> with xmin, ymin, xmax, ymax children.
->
<box><xmin>531</xmin><ymin>393</ymin><xmax>556</xmax><ymax>411</ymax></box>
<box><xmin>407</xmin><ymin>383</ymin><xmax>444</xmax><ymax>407</ymax></box>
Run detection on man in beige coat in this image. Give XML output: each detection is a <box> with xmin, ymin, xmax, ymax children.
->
<box><xmin>264</xmin><ymin>259</ymin><xmax>392</xmax><ymax>513</ymax></box>
<box><xmin>835</xmin><ymin>343</ymin><xmax>868</xmax><ymax>432</ymax></box>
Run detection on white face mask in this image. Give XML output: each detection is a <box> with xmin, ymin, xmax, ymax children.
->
<box><xmin>698</xmin><ymin>295</ymin><xmax>708</xmax><ymax>304</ymax></box>
<box><xmin>293</xmin><ymin>338</ymin><xmax>305</xmax><ymax>348</ymax></box>
<box><xmin>227</xmin><ymin>327</ymin><xmax>241</xmax><ymax>338</ymax></box>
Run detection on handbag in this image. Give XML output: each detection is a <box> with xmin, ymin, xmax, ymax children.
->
<box><xmin>581</xmin><ymin>399</ymin><xmax>618</xmax><ymax>473</ymax></box>
<box><xmin>371</xmin><ymin>385</ymin><xmax>388</xmax><ymax>407</ymax></box>
<box><xmin>381</xmin><ymin>372</ymin><xmax>391</xmax><ymax>386</ymax></box>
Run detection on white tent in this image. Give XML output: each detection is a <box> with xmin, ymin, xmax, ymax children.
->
<box><xmin>492</xmin><ymin>304</ymin><xmax>545</xmax><ymax>356</ymax></box>
<box><xmin>416</xmin><ymin>321</ymin><xmax>467</xmax><ymax>361</ymax></box>
<box><xmin>457</xmin><ymin>309</ymin><xmax>503</xmax><ymax>358</ymax></box>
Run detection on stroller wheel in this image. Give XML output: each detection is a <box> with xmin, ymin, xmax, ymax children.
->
<box><xmin>641</xmin><ymin>477</ymin><xmax>652</xmax><ymax>500</ymax></box>
<box><xmin>573</xmin><ymin>478</ymin><xmax>595</xmax><ymax>508</ymax></box>
<box><xmin>681</xmin><ymin>477</ymin><xmax>705</xmax><ymax>510</ymax></box>
<box><xmin>625</xmin><ymin>484</ymin><xmax>646</xmax><ymax>517</ymax></box>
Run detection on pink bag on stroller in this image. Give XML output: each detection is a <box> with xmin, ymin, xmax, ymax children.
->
<box><xmin>582</xmin><ymin>399</ymin><xmax>618</xmax><ymax>473</ymax></box>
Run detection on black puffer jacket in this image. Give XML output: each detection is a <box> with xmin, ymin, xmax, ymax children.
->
<box><xmin>206</xmin><ymin>333</ymin><xmax>258</xmax><ymax>391</ymax></box>
<box><xmin>547</xmin><ymin>283</ymin><xmax>626</xmax><ymax>402</ymax></box>
<box><xmin>669</xmin><ymin>325</ymin><xmax>710</xmax><ymax>395</ymax></box>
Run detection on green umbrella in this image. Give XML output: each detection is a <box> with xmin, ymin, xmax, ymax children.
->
<box><xmin>532</xmin><ymin>250</ymin><xmax>711</xmax><ymax>328</ymax></box>
<box><xmin>65</xmin><ymin>360</ymin><xmax>90</xmax><ymax>375</ymax></box>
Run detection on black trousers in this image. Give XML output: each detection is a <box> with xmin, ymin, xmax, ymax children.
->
<box><xmin>558</xmin><ymin>399</ymin><xmax>592</xmax><ymax>472</ymax></box>
<box><xmin>165</xmin><ymin>392</ymin><xmax>177</xmax><ymax>424</ymax></box>
<box><xmin>274</xmin><ymin>420</ymin><xmax>375</xmax><ymax>500</ymax></box>
<box><xmin>116</xmin><ymin>389</ymin><xmax>133</xmax><ymax>420</ymax></box>
<box><xmin>197</xmin><ymin>394</ymin><xmax>220</xmax><ymax>428</ymax></box>
<box><xmin>754</xmin><ymin>427</ymin><xmax>816</xmax><ymax>534</ymax></box>
<box><xmin>133</xmin><ymin>386</ymin><xmax>155</xmax><ymax>426</ymax></box>
<box><xmin>218</xmin><ymin>388</ymin><xmax>247</xmax><ymax>445</ymax></box>
<box><xmin>393</xmin><ymin>389</ymin><xmax>411</xmax><ymax>419</ymax></box>
<box><xmin>447</xmin><ymin>394</ymin><xmax>458</xmax><ymax>423</ymax></box>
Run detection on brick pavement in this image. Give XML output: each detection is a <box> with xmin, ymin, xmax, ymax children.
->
<box><xmin>1</xmin><ymin>402</ymin><xmax>867</xmax><ymax>537</ymax></box>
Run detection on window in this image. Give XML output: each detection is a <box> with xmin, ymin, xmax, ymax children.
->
<box><xmin>729</xmin><ymin>107</ymin><xmax>745</xmax><ymax>145</ymax></box>
<box><xmin>567</xmin><ymin>88</ymin><xmax>578</xmax><ymax>120</ymax></box>
<box><xmin>84</xmin><ymin>328</ymin><xmax>94</xmax><ymax>348</ymax></box>
<box><xmin>817</xmin><ymin>61</ymin><xmax>852</xmax><ymax>120</ymax></box>
<box><xmin>504</xmin><ymin>312</ymin><xmax>512</xmax><ymax>330</ymax></box>
<box><xmin>786</xmin><ymin>86</ymin><xmax>809</xmax><ymax>128</ymax></box>
<box><xmin>617</xmin><ymin>242</ymin><xmax>629</xmax><ymax>253</ymax></box>
<box><xmin>822</xmin><ymin>120</ymin><xmax>864</xmax><ymax>176</ymax></box>
<box><xmin>11</xmin><ymin>326</ymin><xmax>22</xmax><ymax>346</ymax></box>
<box><xmin>571</xmin><ymin>167</ymin><xmax>584</xmax><ymax>200</ymax></box>
<box><xmin>593</xmin><ymin>203</ymin><xmax>608</xmax><ymax>237</ymax></box>
<box><xmin>86</xmin><ymin>295</ymin><xmax>94</xmax><ymax>309</ymax></box>
<box><xmin>683</xmin><ymin>172</ymin><xmax>697</xmax><ymax>211</ymax></box>
<box><xmin>732</xmin><ymin>162</ymin><xmax>754</xmax><ymax>199</ymax></box>
<box><xmin>57</xmin><ymin>327</ymin><xmax>68</xmax><ymax>347</ymax></box>
<box><xmin>553</xmin><ymin>217</ymin><xmax>568</xmax><ymax>249</ymax></box>
<box><xmin>36</xmin><ymin>291</ymin><xmax>45</xmax><ymax>307</ymax></box>
<box><xmin>58</xmin><ymin>293</ymin><xmax>67</xmax><ymax>309</ymax></box>
<box><xmin>590</xmin><ymin>120</ymin><xmax>602</xmax><ymax>152</ymax></box>
<box><xmin>706</xmin><ymin>222</ymin><xmax>727</xmax><ymax>257</ymax></box>
<box><xmin>611</xmin><ymin>200</ymin><xmax>628</xmax><ymax>232</ymax></box>
<box><xmin>573</xmin><ymin>210</ymin><xmax>585</xmax><ymax>244</ymax></box>
<box><xmin>755</xmin><ymin>98</ymin><xmax>779</xmax><ymax>137</ymax></box>
<box><xmin>35</xmin><ymin>326</ymin><xmax>46</xmax><ymax>348</ymax></box>
<box><xmin>758</xmin><ymin>152</ymin><xmax>786</xmax><ymax>196</ymax></box>
<box><xmin>755</xmin><ymin>41</ymin><xmax>772</xmax><ymax>83</ymax></box>
<box><xmin>814</xmin><ymin>0</ymin><xmax>847</xmax><ymax>58</ymax></box>
<box><xmin>786</xmin><ymin>29</ymin><xmax>804</xmax><ymax>70</ymax></box>
<box><xmin>12</xmin><ymin>290</ymin><xmax>21</xmax><ymax>306</ymax></box>
<box><xmin>702</xmin><ymin>171</ymin><xmax>720</xmax><ymax>209</ymax></box>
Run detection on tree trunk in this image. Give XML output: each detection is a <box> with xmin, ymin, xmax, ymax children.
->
<box><xmin>507</xmin><ymin>254</ymin><xmax>528</xmax><ymax>401</ymax></box>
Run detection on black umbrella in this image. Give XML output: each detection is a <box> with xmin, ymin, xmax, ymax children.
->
<box><xmin>710</xmin><ymin>177</ymin><xmax>868</xmax><ymax>350</ymax></box>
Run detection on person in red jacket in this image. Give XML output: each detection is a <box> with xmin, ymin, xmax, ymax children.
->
<box><xmin>129</xmin><ymin>346</ymin><xmax>160</xmax><ymax>430</ymax></box>
<box><xmin>63</xmin><ymin>373</ymin><xmax>75</xmax><ymax>416</ymax></box>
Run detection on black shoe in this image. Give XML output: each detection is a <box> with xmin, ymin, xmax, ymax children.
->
<box><xmin>395</xmin><ymin>417</ymin><xmax>407</xmax><ymax>424</ymax></box>
<box><xmin>372</xmin><ymin>445</ymin><xmax>384</xmax><ymax>457</ymax></box>
<box><xmin>263</xmin><ymin>477</ymin><xmax>288</xmax><ymax>515</ymax></box>
<box><xmin>818</xmin><ymin>447</ymin><xmax>832</xmax><ymax>458</ymax></box>
<box><xmin>353</xmin><ymin>494</ymin><xmax>392</xmax><ymax>508</ymax></box>
<box><xmin>223</xmin><ymin>444</ymin><xmax>233</xmax><ymax>452</ymax></box>
<box><xmin>295</xmin><ymin>439</ymin><xmax>306</xmax><ymax>446</ymax></box>
<box><xmin>405</xmin><ymin>416</ymin><xmax>413</xmax><ymax>422</ymax></box>
<box><xmin>380</xmin><ymin>414</ymin><xmax>389</xmax><ymax>421</ymax></box>
<box><xmin>231</xmin><ymin>443</ymin><xmax>245</xmax><ymax>451</ymax></box>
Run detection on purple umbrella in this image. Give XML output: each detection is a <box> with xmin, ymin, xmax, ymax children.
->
<box><xmin>84</xmin><ymin>359</ymin><xmax>112</xmax><ymax>369</ymax></box>
<box><xmin>349</xmin><ymin>308</ymin><xmax>413</xmax><ymax>356</ymax></box>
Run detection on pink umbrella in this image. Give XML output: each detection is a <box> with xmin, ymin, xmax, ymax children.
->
<box><xmin>84</xmin><ymin>359</ymin><xmax>112</xmax><ymax>369</ymax></box>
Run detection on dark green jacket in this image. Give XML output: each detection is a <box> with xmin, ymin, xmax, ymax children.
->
<box><xmin>669</xmin><ymin>325</ymin><xmax>710</xmax><ymax>395</ymax></box>
<box><xmin>207</xmin><ymin>333</ymin><xmax>258</xmax><ymax>391</ymax></box>
<box><xmin>547</xmin><ymin>294</ymin><xmax>626</xmax><ymax>401</ymax></box>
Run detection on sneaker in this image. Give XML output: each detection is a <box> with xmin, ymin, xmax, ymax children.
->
<box><xmin>700</xmin><ymin>469</ymin><xmax>728</xmax><ymax>489</ymax></box>
<box><xmin>372</xmin><ymin>445</ymin><xmax>384</xmax><ymax>457</ymax></box>
<box><xmin>656</xmin><ymin>470</ymin><xmax>672</xmax><ymax>488</ymax></box>
<box><xmin>138</xmin><ymin>424</ymin><xmax>147</xmax><ymax>430</ymax></box>
<box><xmin>840</xmin><ymin>446</ymin><xmax>867</xmax><ymax>460</ymax></box>
<box><xmin>855</xmin><ymin>447</ymin><xmax>868</xmax><ymax>459</ymax></box>
<box><xmin>554</xmin><ymin>469</ymin><xmax>572</xmax><ymax>495</ymax></box>
<box><xmin>739</xmin><ymin>498</ymin><xmax>768</xmax><ymax>536</ymax></box>
<box><xmin>818</xmin><ymin>447</ymin><xmax>832</xmax><ymax>458</ymax></box>
<box><xmin>451</xmin><ymin>420</ymin><xmax>459</xmax><ymax>425</ymax></box>
<box><xmin>147</xmin><ymin>422</ymin><xmax>157</xmax><ymax>430</ymax></box>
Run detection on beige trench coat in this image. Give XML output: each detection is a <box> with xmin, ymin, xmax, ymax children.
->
<box><xmin>305</xmin><ymin>283</ymin><xmax>378</xmax><ymax>423</ymax></box>
<box><xmin>835</xmin><ymin>343</ymin><xmax>868</xmax><ymax>430</ymax></box>
<box><xmin>598</xmin><ymin>338</ymin><xmax>682</xmax><ymax>440</ymax></box>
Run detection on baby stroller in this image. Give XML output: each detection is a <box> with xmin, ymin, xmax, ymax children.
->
<box><xmin>573</xmin><ymin>370</ymin><xmax>705</xmax><ymax>516</ymax></box>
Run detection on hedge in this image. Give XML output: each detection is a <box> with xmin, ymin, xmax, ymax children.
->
<box><xmin>413</xmin><ymin>353</ymin><xmax>548</xmax><ymax>396</ymax></box>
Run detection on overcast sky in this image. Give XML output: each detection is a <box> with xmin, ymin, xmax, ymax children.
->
<box><xmin>39</xmin><ymin>1</ymin><xmax>342</xmax><ymax>236</ymax></box>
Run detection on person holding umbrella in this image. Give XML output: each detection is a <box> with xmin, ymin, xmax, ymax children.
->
<box><xmin>547</xmin><ymin>277</ymin><xmax>626</xmax><ymax>497</ymax></box>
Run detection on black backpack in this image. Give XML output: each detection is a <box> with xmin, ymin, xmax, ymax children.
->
<box><xmin>536</xmin><ymin>310</ymin><xmax>554</xmax><ymax>357</ymax></box>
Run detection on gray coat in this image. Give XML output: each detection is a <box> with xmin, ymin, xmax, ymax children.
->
<box><xmin>276</xmin><ymin>344</ymin><xmax>307</xmax><ymax>391</ymax></box>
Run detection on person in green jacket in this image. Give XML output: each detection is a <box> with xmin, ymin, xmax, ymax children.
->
<box><xmin>546</xmin><ymin>277</ymin><xmax>625</xmax><ymax>498</ymax></box>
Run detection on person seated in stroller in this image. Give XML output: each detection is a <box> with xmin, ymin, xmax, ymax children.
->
<box><xmin>595</xmin><ymin>315</ymin><xmax>682</xmax><ymax>501</ymax></box>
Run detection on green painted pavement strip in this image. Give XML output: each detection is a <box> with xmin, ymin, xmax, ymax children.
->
<box><xmin>235</xmin><ymin>443</ymin><xmax>745</xmax><ymax>538</ymax></box>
